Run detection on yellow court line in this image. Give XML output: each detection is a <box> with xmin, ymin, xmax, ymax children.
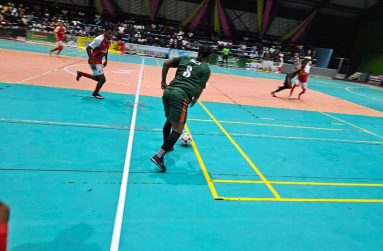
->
<box><xmin>319</xmin><ymin>112</ymin><xmax>383</xmax><ymax>139</ymax></box>
<box><xmin>188</xmin><ymin>118</ymin><xmax>355</xmax><ymax>132</ymax></box>
<box><xmin>184</xmin><ymin>124</ymin><xmax>219</xmax><ymax>199</ymax></box>
<box><xmin>213</xmin><ymin>179</ymin><xmax>383</xmax><ymax>187</ymax></box>
<box><xmin>219</xmin><ymin>197</ymin><xmax>383</xmax><ymax>203</ymax></box>
<box><xmin>198</xmin><ymin>101</ymin><xmax>281</xmax><ymax>199</ymax></box>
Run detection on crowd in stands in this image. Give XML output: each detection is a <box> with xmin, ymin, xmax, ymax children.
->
<box><xmin>0</xmin><ymin>0</ymin><xmax>315</xmax><ymax>65</ymax></box>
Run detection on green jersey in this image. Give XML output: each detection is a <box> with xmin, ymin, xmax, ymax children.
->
<box><xmin>168</xmin><ymin>57</ymin><xmax>211</xmax><ymax>101</ymax></box>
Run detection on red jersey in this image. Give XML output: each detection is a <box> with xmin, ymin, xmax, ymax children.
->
<box><xmin>88</xmin><ymin>35</ymin><xmax>111</xmax><ymax>64</ymax></box>
<box><xmin>55</xmin><ymin>26</ymin><xmax>66</xmax><ymax>41</ymax></box>
<box><xmin>298</xmin><ymin>71</ymin><xmax>309</xmax><ymax>83</ymax></box>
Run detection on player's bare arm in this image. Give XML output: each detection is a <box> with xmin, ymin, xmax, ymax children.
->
<box><xmin>161</xmin><ymin>59</ymin><xmax>180</xmax><ymax>90</ymax></box>
<box><xmin>86</xmin><ymin>46</ymin><xmax>96</xmax><ymax>69</ymax></box>
<box><xmin>103</xmin><ymin>52</ymin><xmax>108</xmax><ymax>67</ymax></box>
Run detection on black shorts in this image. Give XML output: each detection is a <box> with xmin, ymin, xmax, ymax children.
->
<box><xmin>162</xmin><ymin>88</ymin><xmax>189</xmax><ymax>124</ymax></box>
<box><xmin>283</xmin><ymin>77</ymin><xmax>292</xmax><ymax>88</ymax></box>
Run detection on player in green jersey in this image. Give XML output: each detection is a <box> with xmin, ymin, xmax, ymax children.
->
<box><xmin>151</xmin><ymin>45</ymin><xmax>212</xmax><ymax>172</ymax></box>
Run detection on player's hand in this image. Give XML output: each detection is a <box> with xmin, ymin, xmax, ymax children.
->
<box><xmin>91</xmin><ymin>63</ymin><xmax>96</xmax><ymax>70</ymax></box>
<box><xmin>103</xmin><ymin>61</ymin><xmax>107</xmax><ymax>67</ymax></box>
<box><xmin>161</xmin><ymin>81</ymin><xmax>167</xmax><ymax>90</ymax></box>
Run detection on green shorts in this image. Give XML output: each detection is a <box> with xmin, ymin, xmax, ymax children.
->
<box><xmin>162</xmin><ymin>88</ymin><xmax>189</xmax><ymax>124</ymax></box>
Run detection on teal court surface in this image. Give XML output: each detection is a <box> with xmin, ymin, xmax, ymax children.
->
<box><xmin>1</xmin><ymin>40</ymin><xmax>383</xmax><ymax>251</ymax></box>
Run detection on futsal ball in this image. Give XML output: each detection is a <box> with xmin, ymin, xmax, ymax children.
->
<box><xmin>180</xmin><ymin>133</ymin><xmax>193</xmax><ymax>146</ymax></box>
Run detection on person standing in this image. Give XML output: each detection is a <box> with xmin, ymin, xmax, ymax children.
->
<box><xmin>222</xmin><ymin>46</ymin><xmax>230</xmax><ymax>67</ymax></box>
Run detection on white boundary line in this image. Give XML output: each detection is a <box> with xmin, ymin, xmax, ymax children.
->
<box><xmin>16</xmin><ymin>58</ymin><xmax>84</xmax><ymax>83</ymax></box>
<box><xmin>345</xmin><ymin>87</ymin><xmax>383</xmax><ymax>102</ymax></box>
<box><xmin>17</xmin><ymin>70</ymin><xmax>56</xmax><ymax>83</ymax></box>
<box><xmin>110</xmin><ymin>58</ymin><xmax>145</xmax><ymax>251</ymax></box>
<box><xmin>64</xmin><ymin>64</ymin><xmax>133</xmax><ymax>86</ymax></box>
<box><xmin>0</xmin><ymin>118</ymin><xmax>130</xmax><ymax>130</ymax></box>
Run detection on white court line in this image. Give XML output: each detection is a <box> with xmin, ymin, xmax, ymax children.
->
<box><xmin>110</xmin><ymin>58</ymin><xmax>145</xmax><ymax>251</ymax></box>
<box><xmin>16</xmin><ymin>59</ymin><xmax>84</xmax><ymax>83</ymax></box>
<box><xmin>64</xmin><ymin>64</ymin><xmax>133</xmax><ymax>86</ymax></box>
<box><xmin>345</xmin><ymin>87</ymin><xmax>383</xmax><ymax>102</ymax></box>
<box><xmin>228</xmin><ymin>132</ymin><xmax>383</xmax><ymax>145</ymax></box>
<box><xmin>17</xmin><ymin>69</ymin><xmax>57</xmax><ymax>83</ymax></box>
<box><xmin>0</xmin><ymin>118</ymin><xmax>130</xmax><ymax>130</ymax></box>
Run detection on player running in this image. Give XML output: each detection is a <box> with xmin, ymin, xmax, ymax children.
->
<box><xmin>49</xmin><ymin>22</ymin><xmax>66</xmax><ymax>56</ymax></box>
<box><xmin>76</xmin><ymin>27</ymin><xmax>113</xmax><ymax>99</ymax></box>
<box><xmin>271</xmin><ymin>66</ymin><xmax>302</xmax><ymax>97</ymax></box>
<box><xmin>289</xmin><ymin>58</ymin><xmax>311</xmax><ymax>99</ymax></box>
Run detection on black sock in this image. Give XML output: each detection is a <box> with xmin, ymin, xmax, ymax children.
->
<box><xmin>163</xmin><ymin>122</ymin><xmax>172</xmax><ymax>141</ymax></box>
<box><xmin>157</xmin><ymin>131</ymin><xmax>181</xmax><ymax>157</ymax></box>
<box><xmin>93</xmin><ymin>81</ymin><xmax>104</xmax><ymax>94</ymax></box>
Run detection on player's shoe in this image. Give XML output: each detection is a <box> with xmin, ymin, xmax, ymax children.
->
<box><xmin>76</xmin><ymin>71</ymin><xmax>81</xmax><ymax>81</ymax></box>
<box><xmin>150</xmin><ymin>155</ymin><xmax>166</xmax><ymax>173</ymax></box>
<box><xmin>271</xmin><ymin>92</ymin><xmax>276</xmax><ymax>97</ymax></box>
<box><xmin>92</xmin><ymin>93</ymin><xmax>104</xmax><ymax>99</ymax></box>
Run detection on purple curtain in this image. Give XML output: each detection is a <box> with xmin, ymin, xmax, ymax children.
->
<box><xmin>189</xmin><ymin>0</ymin><xmax>210</xmax><ymax>30</ymax></box>
<box><xmin>217</xmin><ymin>0</ymin><xmax>231</xmax><ymax>38</ymax></box>
<box><xmin>262</xmin><ymin>0</ymin><xmax>273</xmax><ymax>34</ymax></box>
<box><xmin>150</xmin><ymin>0</ymin><xmax>160</xmax><ymax>21</ymax></box>
<box><xmin>290</xmin><ymin>10</ymin><xmax>318</xmax><ymax>43</ymax></box>
<box><xmin>102</xmin><ymin>0</ymin><xmax>115</xmax><ymax>16</ymax></box>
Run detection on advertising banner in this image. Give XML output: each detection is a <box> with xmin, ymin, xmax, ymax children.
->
<box><xmin>26</xmin><ymin>31</ymin><xmax>56</xmax><ymax>43</ymax></box>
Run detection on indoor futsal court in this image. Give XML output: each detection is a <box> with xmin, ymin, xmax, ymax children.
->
<box><xmin>1</xmin><ymin>39</ymin><xmax>383</xmax><ymax>250</ymax></box>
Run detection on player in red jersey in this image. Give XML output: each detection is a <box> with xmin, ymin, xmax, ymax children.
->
<box><xmin>289</xmin><ymin>59</ymin><xmax>310</xmax><ymax>99</ymax></box>
<box><xmin>49</xmin><ymin>22</ymin><xmax>66</xmax><ymax>56</ymax></box>
<box><xmin>0</xmin><ymin>202</ymin><xmax>10</xmax><ymax>251</ymax></box>
<box><xmin>76</xmin><ymin>27</ymin><xmax>113</xmax><ymax>99</ymax></box>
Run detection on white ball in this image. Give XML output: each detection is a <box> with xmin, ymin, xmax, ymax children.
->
<box><xmin>180</xmin><ymin>133</ymin><xmax>193</xmax><ymax>146</ymax></box>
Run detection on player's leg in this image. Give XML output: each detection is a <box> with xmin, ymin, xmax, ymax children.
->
<box><xmin>298</xmin><ymin>84</ymin><xmax>307</xmax><ymax>99</ymax></box>
<box><xmin>56</xmin><ymin>41</ymin><xmax>64</xmax><ymax>55</ymax></box>
<box><xmin>0</xmin><ymin>202</ymin><xmax>10</xmax><ymax>251</ymax></box>
<box><xmin>76</xmin><ymin>71</ymin><xmax>97</xmax><ymax>81</ymax></box>
<box><xmin>162</xmin><ymin>92</ymin><xmax>172</xmax><ymax>141</ymax></box>
<box><xmin>49</xmin><ymin>41</ymin><xmax>61</xmax><ymax>55</ymax></box>
<box><xmin>163</xmin><ymin>121</ymin><xmax>172</xmax><ymax>141</ymax></box>
<box><xmin>289</xmin><ymin>84</ymin><xmax>298</xmax><ymax>99</ymax></box>
<box><xmin>151</xmin><ymin>90</ymin><xmax>188</xmax><ymax>172</ymax></box>
<box><xmin>272</xmin><ymin>80</ymin><xmax>290</xmax><ymax>96</ymax></box>
<box><xmin>92</xmin><ymin>73</ymin><xmax>106</xmax><ymax>99</ymax></box>
<box><xmin>49</xmin><ymin>46</ymin><xmax>59</xmax><ymax>55</ymax></box>
<box><xmin>76</xmin><ymin>64</ymin><xmax>102</xmax><ymax>83</ymax></box>
<box><xmin>289</xmin><ymin>79</ymin><xmax>301</xmax><ymax>98</ymax></box>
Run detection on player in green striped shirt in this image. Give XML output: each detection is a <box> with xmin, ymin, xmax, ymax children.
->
<box><xmin>151</xmin><ymin>45</ymin><xmax>212</xmax><ymax>172</ymax></box>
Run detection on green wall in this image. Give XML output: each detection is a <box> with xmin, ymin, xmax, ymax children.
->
<box><xmin>353</xmin><ymin>20</ymin><xmax>383</xmax><ymax>74</ymax></box>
